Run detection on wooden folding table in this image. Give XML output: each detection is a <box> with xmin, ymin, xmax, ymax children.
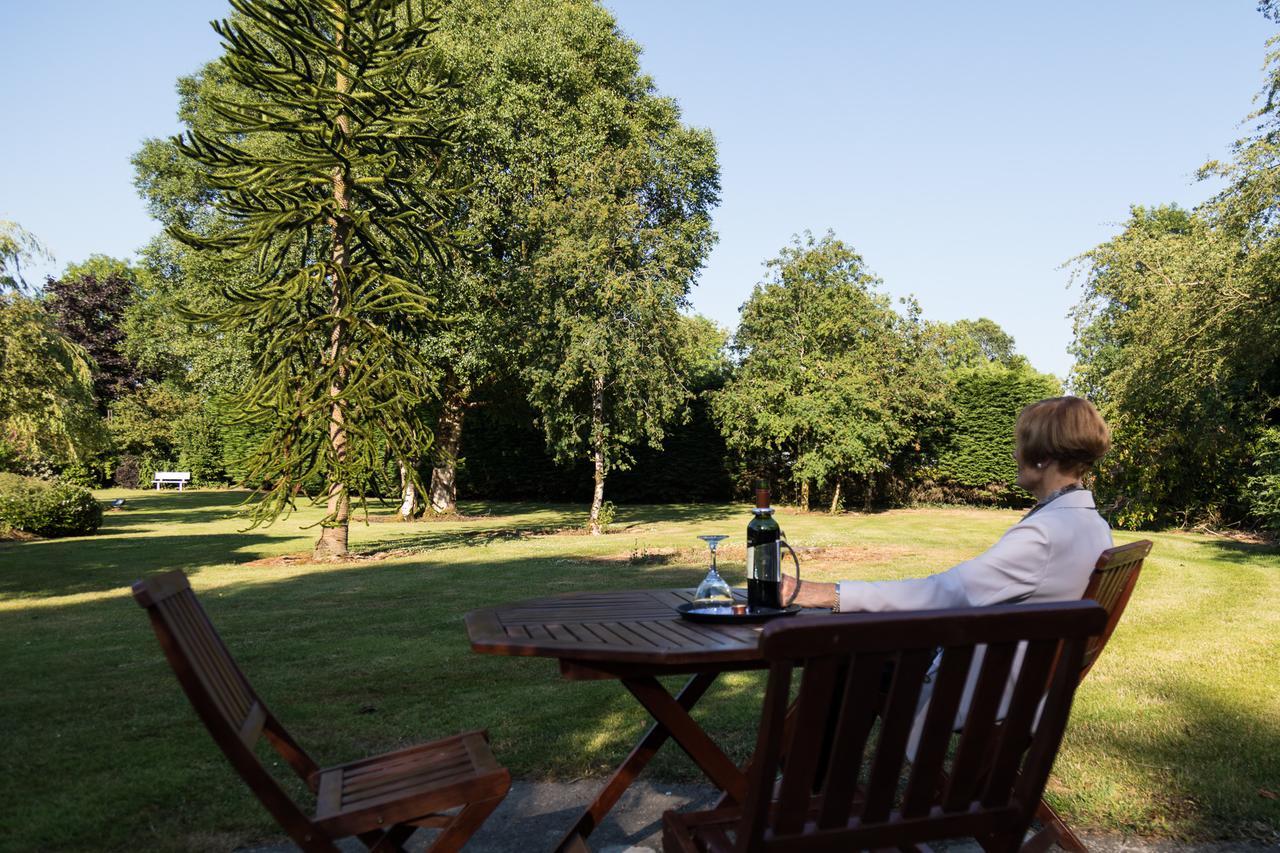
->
<box><xmin>465</xmin><ymin>588</ymin><xmax>833</xmax><ymax>852</ymax></box>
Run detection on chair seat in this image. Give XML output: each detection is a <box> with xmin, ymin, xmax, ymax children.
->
<box><xmin>313</xmin><ymin>730</ymin><xmax>508</xmax><ymax>837</ymax></box>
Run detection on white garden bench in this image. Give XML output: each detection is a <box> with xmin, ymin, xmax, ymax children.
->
<box><xmin>152</xmin><ymin>471</ymin><xmax>191</xmax><ymax>491</ymax></box>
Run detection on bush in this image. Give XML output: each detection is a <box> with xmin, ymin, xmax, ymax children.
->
<box><xmin>1245</xmin><ymin>427</ymin><xmax>1280</xmax><ymax>535</ymax></box>
<box><xmin>112</xmin><ymin>454</ymin><xmax>141</xmax><ymax>489</ymax></box>
<box><xmin>0</xmin><ymin>476</ymin><xmax>103</xmax><ymax>538</ymax></box>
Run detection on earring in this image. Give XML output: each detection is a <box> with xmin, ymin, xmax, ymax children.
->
<box><xmin>1035</xmin><ymin>462</ymin><xmax>1044</xmax><ymax>469</ymax></box>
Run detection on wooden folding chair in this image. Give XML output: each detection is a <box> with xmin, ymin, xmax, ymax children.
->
<box><xmin>133</xmin><ymin>570</ymin><xmax>510</xmax><ymax>853</ymax></box>
<box><xmin>1027</xmin><ymin>539</ymin><xmax>1153</xmax><ymax>852</ymax></box>
<box><xmin>663</xmin><ymin>600</ymin><xmax>1107</xmax><ymax>853</ymax></box>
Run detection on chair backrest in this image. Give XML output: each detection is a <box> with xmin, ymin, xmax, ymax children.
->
<box><xmin>733</xmin><ymin>601</ymin><xmax>1107</xmax><ymax>853</ymax></box>
<box><xmin>133</xmin><ymin>571</ymin><xmax>323</xmax><ymax>846</ymax></box>
<box><xmin>1080</xmin><ymin>540</ymin><xmax>1152</xmax><ymax>680</ymax></box>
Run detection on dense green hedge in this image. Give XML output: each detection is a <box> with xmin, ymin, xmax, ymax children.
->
<box><xmin>926</xmin><ymin>366</ymin><xmax>1060</xmax><ymax>503</ymax></box>
<box><xmin>0</xmin><ymin>474</ymin><xmax>102</xmax><ymax>538</ymax></box>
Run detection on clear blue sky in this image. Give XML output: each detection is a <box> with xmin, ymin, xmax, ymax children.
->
<box><xmin>2</xmin><ymin>2</ymin><xmax>1273</xmax><ymax>376</ymax></box>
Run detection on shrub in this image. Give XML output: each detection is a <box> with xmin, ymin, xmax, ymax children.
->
<box><xmin>113</xmin><ymin>454</ymin><xmax>141</xmax><ymax>489</ymax></box>
<box><xmin>1245</xmin><ymin>427</ymin><xmax>1280</xmax><ymax>535</ymax></box>
<box><xmin>0</xmin><ymin>476</ymin><xmax>103</xmax><ymax>538</ymax></box>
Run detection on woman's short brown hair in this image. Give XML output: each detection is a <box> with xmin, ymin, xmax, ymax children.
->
<box><xmin>1015</xmin><ymin>396</ymin><xmax>1110</xmax><ymax>476</ymax></box>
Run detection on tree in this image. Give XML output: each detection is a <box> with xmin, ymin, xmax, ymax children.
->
<box><xmin>43</xmin><ymin>257</ymin><xmax>142</xmax><ymax>409</ymax></box>
<box><xmin>167</xmin><ymin>0</ymin><xmax>458</xmax><ymax>558</ymax></box>
<box><xmin>926</xmin><ymin>317</ymin><xmax>1025</xmax><ymax>370</ymax></box>
<box><xmin>0</xmin><ymin>220</ymin><xmax>51</xmax><ymax>293</ymax></box>
<box><xmin>524</xmin><ymin>136</ymin><xmax>719</xmax><ymax>534</ymax></box>
<box><xmin>0</xmin><ymin>294</ymin><xmax>104</xmax><ymax>471</ymax></box>
<box><xmin>403</xmin><ymin>0</ymin><xmax>720</xmax><ymax>521</ymax></box>
<box><xmin>713</xmin><ymin>232</ymin><xmax>946</xmax><ymax>512</ymax></box>
<box><xmin>927</xmin><ymin>364</ymin><xmax>1060</xmax><ymax>504</ymax></box>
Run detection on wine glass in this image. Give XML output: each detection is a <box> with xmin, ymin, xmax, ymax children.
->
<box><xmin>693</xmin><ymin>534</ymin><xmax>733</xmax><ymax>608</ymax></box>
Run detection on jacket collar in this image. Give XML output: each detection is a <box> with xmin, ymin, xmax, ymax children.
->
<box><xmin>1035</xmin><ymin>488</ymin><xmax>1096</xmax><ymax>512</ymax></box>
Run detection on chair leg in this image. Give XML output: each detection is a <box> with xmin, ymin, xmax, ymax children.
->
<box><xmin>425</xmin><ymin>795</ymin><xmax>505</xmax><ymax>853</ymax></box>
<box><xmin>1026</xmin><ymin>797</ymin><xmax>1087</xmax><ymax>852</ymax></box>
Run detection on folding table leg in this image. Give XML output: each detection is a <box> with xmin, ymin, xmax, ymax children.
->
<box><xmin>622</xmin><ymin>676</ymin><xmax>747</xmax><ymax>803</ymax></box>
<box><xmin>554</xmin><ymin>672</ymin><xmax>720</xmax><ymax>853</ymax></box>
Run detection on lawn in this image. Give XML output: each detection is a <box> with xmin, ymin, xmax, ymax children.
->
<box><xmin>1</xmin><ymin>490</ymin><xmax>1277</xmax><ymax>851</ymax></box>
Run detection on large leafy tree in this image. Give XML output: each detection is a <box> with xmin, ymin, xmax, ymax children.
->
<box><xmin>43</xmin><ymin>257</ymin><xmax>143</xmax><ymax>410</ymax></box>
<box><xmin>408</xmin><ymin>0</ymin><xmax>719</xmax><ymax>524</ymax></box>
<box><xmin>0</xmin><ymin>295</ymin><xmax>103</xmax><ymax>471</ymax></box>
<box><xmin>713</xmin><ymin>232</ymin><xmax>945</xmax><ymax>512</ymax></box>
<box><xmin>526</xmin><ymin>136</ymin><xmax>719</xmax><ymax>534</ymax></box>
<box><xmin>166</xmin><ymin>0</ymin><xmax>458</xmax><ymax>558</ymax></box>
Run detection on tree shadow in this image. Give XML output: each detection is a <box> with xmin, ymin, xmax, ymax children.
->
<box><xmin>1063</xmin><ymin>678</ymin><xmax>1280</xmax><ymax>841</ymax></box>
<box><xmin>0</xmin><ymin>532</ymin><xmax>282</xmax><ymax>598</ymax></box>
<box><xmin>95</xmin><ymin>489</ymin><xmax>257</xmax><ymax>528</ymax></box>
<box><xmin>1199</xmin><ymin>538</ymin><xmax>1280</xmax><ymax>564</ymax></box>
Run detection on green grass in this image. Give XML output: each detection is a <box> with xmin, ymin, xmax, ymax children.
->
<box><xmin>1</xmin><ymin>490</ymin><xmax>1277</xmax><ymax>850</ymax></box>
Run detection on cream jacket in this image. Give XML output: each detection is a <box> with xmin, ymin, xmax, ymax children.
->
<box><xmin>836</xmin><ymin>489</ymin><xmax>1112</xmax><ymax>613</ymax></box>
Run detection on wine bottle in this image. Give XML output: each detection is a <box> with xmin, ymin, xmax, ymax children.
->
<box><xmin>746</xmin><ymin>482</ymin><xmax>783</xmax><ymax>609</ymax></box>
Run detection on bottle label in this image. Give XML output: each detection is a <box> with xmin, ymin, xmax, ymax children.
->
<box><xmin>745</xmin><ymin>546</ymin><xmax>755</xmax><ymax>579</ymax></box>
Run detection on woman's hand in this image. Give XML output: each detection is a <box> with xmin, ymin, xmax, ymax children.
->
<box><xmin>783</xmin><ymin>573</ymin><xmax>839</xmax><ymax>609</ymax></box>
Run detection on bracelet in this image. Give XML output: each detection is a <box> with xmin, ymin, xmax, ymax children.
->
<box><xmin>832</xmin><ymin>581</ymin><xmax>841</xmax><ymax>613</ymax></box>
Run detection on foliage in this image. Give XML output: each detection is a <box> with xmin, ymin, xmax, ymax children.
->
<box><xmin>0</xmin><ymin>475</ymin><xmax>102</xmax><ymax>538</ymax></box>
<box><xmin>926</xmin><ymin>317</ymin><xmax>1027</xmax><ymax>370</ymax></box>
<box><xmin>712</xmin><ymin>231</ymin><xmax>946</xmax><ymax>508</ymax></box>
<box><xmin>1070</xmin><ymin>204</ymin><xmax>1279</xmax><ymax>528</ymax></box>
<box><xmin>1244</xmin><ymin>427</ymin><xmax>1280</xmax><ymax>534</ymax></box>
<box><xmin>518</xmin><ymin>70</ymin><xmax>720</xmax><ymax>527</ymax></box>
<box><xmin>0</xmin><ymin>219</ymin><xmax>51</xmax><ymax>293</ymax></box>
<box><xmin>925</xmin><ymin>364</ymin><xmax>1061</xmax><ymax>504</ymax></box>
<box><xmin>0</xmin><ymin>294</ymin><xmax>105</xmax><ymax>470</ymax></box>
<box><xmin>43</xmin><ymin>257</ymin><xmax>143</xmax><ymax>407</ymax></box>
<box><xmin>164</xmin><ymin>0</ymin><xmax>459</xmax><ymax>555</ymax></box>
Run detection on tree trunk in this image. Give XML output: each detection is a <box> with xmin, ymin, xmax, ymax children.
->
<box><xmin>429</xmin><ymin>386</ymin><xmax>468</xmax><ymax>514</ymax></box>
<box><xmin>588</xmin><ymin>374</ymin><xmax>606</xmax><ymax>535</ymax></box>
<box><xmin>800</xmin><ymin>479</ymin><xmax>810</xmax><ymax>512</ymax></box>
<box><xmin>829</xmin><ymin>481</ymin><xmax>842</xmax><ymax>515</ymax></box>
<box><xmin>314</xmin><ymin>16</ymin><xmax>352</xmax><ymax>561</ymax></box>
<box><xmin>398</xmin><ymin>458</ymin><xmax>419</xmax><ymax>520</ymax></box>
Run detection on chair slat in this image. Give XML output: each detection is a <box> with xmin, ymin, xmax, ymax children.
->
<box><xmin>900</xmin><ymin>644</ymin><xmax>975</xmax><ymax>818</ymax></box>
<box><xmin>941</xmin><ymin>640</ymin><xmax>1016</xmax><ymax>813</ymax></box>
<box><xmin>817</xmin><ymin>651</ymin><xmax>891</xmax><ymax>828</ymax></box>
<box><xmin>775</xmin><ymin>655</ymin><xmax>842</xmax><ymax>834</ymax></box>
<box><xmin>981</xmin><ymin>638</ymin><xmax>1059</xmax><ymax>807</ymax></box>
<box><xmin>861</xmin><ymin>647</ymin><xmax>934</xmax><ymax>823</ymax></box>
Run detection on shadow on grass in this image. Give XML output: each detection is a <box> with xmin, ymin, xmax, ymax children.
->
<box><xmin>1199</xmin><ymin>537</ymin><xmax>1280</xmax><ymax>564</ymax></box>
<box><xmin>96</xmin><ymin>489</ymin><xmax>257</xmax><ymax>529</ymax></box>
<box><xmin>1067</xmin><ymin>678</ymin><xmax>1280</xmax><ymax>841</ymax></box>
<box><xmin>0</xmin><ymin>532</ymin><xmax>281</xmax><ymax>598</ymax></box>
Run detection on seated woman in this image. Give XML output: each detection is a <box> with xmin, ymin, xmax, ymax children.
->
<box><xmin>785</xmin><ymin>396</ymin><xmax>1113</xmax><ymax>612</ymax></box>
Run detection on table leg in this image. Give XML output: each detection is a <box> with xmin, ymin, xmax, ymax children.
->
<box><xmin>553</xmin><ymin>671</ymin><xmax>720</xmax><ymax>853</ymax></box>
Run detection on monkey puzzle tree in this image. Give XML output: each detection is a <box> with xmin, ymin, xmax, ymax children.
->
<box><xmin>170</xmin><ymin>0</ymin><xmax>456</xmax><ymax>558</ymax></box>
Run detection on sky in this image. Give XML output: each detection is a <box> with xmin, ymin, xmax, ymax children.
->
<box><xmin>1</xmin><ymin>1</ymin><xmax>1274</xmax><ymax>377</ymax></box>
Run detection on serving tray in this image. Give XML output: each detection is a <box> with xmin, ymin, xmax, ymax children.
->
<box><xmin>675</xmin><ymin>602</ymin><xmax>802</xmax><ymax>624</ymax></box>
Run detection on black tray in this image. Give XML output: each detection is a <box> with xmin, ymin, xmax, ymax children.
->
<box><xmin>676</xmin><ymin>602</ymin><xmax>802</xmax><ymax>624</ymax></box>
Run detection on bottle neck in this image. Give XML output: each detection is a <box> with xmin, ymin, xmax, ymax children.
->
<box><xmin>751</xmin><ymin>507</ymin><xmax>774</xmax><ymax>516</ymax></box>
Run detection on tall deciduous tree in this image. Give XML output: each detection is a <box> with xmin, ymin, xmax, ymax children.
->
<box><xmin>526</xmin><ymin>137</ymin><xmax>719</xmax><ymax>534</ymax></box>
<box><xmin>0</xmin><ymin>295</ymin><xmax>103</xmax><ymax>470</ymax></box>
<box><xmin>44</xmin><ymin>257</ymin><xmax>142</xmax><ymax>409</ymax></box>
<box><xmin>168</xmin><ymin>0</ymin><xmax>457</xmax><ymax>558</ymax></box>
<box><xmin>713</xmin><ymin>232</ymin><xmax>944</xmax><ymax>512</ymax></box>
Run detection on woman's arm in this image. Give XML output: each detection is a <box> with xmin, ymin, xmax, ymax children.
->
<box><xmin>782</xmin><ymin>573</ymin><xmax>837</xmax><ymax>608</ymax></box>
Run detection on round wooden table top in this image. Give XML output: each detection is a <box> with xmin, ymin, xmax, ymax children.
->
<box><xmin>465</xmin><ymin>588</ymin><xmax>834</xmax><ymax>671</ymax></box>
